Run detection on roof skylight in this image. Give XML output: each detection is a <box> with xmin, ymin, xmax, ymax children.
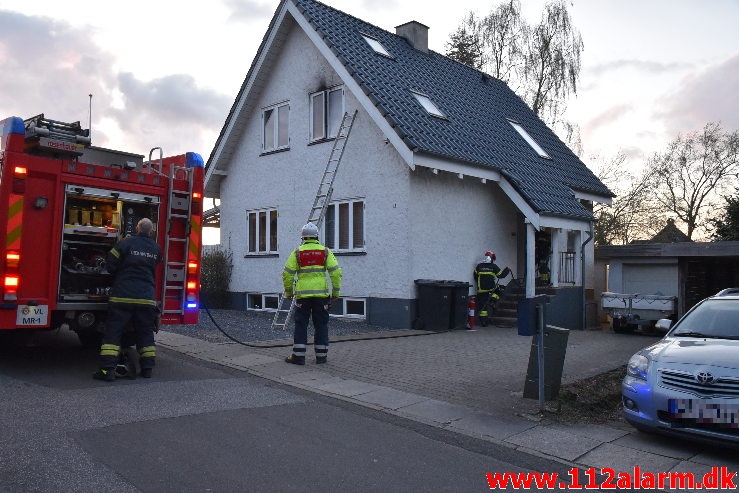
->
<box><xmin>411</xmin><ymin>91</ymin><xmax>446</xmax><ymax>118</ymax></box>
<box><xmin>361</xmin><ymin>34</ymin><xmax>392</xmax><ymax>58</ymax></box>
<box><xmin>508</xmin><ymin>120</ymin><xmax>550</xmax><ymax>159</ymax></box>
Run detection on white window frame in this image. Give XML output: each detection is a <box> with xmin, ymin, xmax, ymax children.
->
<box><xmin>340</xmin><ymin>297</ymin><xmax>366</xmax><ymax>319</ymax></box>
<box><xmin>247</xmin><ymin>293</ymin><xmax>280</xmax><ymax>311</ymax></box>
<box><xmin>323</xmin><ymin>198</ymin><xmax>365</xmax><ymax>253</ymax></box>
<box><xmin>411</xmin><ymin>91</ymin><xmax>446</xmax><ymax>118</ymax></box>
<box><xmin>310</xmin><ymin>86</ymin><xmax>344</xmax><ymax>142</ymax></box>
<box><xmin>262</xmin><ymin>102</ymin><xmax>289</xmax><ymax>152</ymax></box>
<box><xmin>508</xmin><ymin>119</ymin><xmax>551</xmax><ymax>159</ymax></box>
<box><xmin>246</xmin><ymin>207</ymin><xmax>278</xmax><ymax>254</ymax></box>
<box><xmin>361</xmin><ymin>33</ymin><xmax>393</xmax><ymax>58</ymax></box>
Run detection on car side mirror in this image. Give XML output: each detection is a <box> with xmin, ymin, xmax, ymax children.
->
<box><xmin>655</xmin><ymin>319</ymin><xmax>672</xmax><ymax>332</ymax></box>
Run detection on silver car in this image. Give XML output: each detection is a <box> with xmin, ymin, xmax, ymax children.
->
<box><xmin>622</xmin><ymin>288</ymin><xmax>739</xmax><ymax>445</ymax></box>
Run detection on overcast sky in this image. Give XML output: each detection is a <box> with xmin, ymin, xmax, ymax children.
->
<box><xmin>1</xmin><ymin>0</ymin><xmax>738</xmax><ymax>180</ymax></box>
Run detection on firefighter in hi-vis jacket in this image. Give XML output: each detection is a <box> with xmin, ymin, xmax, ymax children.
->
<box><xmin>93</xmin><ymin>218</ymin><xmax>161</xmax><ymax>381</ymax></box>
<box><xmin>282</xmin><ymin>222</ymin><xmax>342</xmax><ymax>365</ymax></box>
<box><xmin>473</xmin><ymin>251</ymin><xmax>511</xmax><ymax>327</ymax></box>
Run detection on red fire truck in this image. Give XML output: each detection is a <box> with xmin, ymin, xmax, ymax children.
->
<box><xmin>0</xmin><ymin>113</ymin><xmax>204</xmax><ymax>346</ymax></box>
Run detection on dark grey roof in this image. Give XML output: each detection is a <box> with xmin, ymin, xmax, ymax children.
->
<box><xmin>294</xmin><ymin>0</ymin><xmax>613</xmax><ymax>220</ymax></box>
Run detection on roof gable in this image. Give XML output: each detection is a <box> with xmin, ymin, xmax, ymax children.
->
<box><xmin>206</xmin><ymin>0</ymin><xmax>613</xmax><ymax>222</ymax></box>
<box><xmin>292</xmin><ymin>0</ymin><xmax>612</xmax><ymax>220</ymax></box>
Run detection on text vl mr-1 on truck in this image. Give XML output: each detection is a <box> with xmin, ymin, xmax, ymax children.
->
<box><xmin>0</xmin><ymin>113</ymin><xmax>204</xmax><ymax>346</ymax></box>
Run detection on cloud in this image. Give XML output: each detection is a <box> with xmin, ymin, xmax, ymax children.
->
<box><xmin>582</xmin><ymin>103</ymin><xmax>632</xmax><ymax>139</ymax></box>
<box><xmin>112</xmin><ymin>72</ymin><xmax>232</xmax><ymax>156</ymax></box>
<box><xmin>588</xmin><ymin>59</ymin><xmax>689</xmax><ymax>78</ymax></box>
<box><xmin>0</xmin><ymin>10</ymin><xmax>231</xmax><ymax>158</ymax></box>
<box><xmin>657</xmin><ymin>54</ymin><xmax>739</xmax><ymax>135</ymax></box>
<box><xmin>0</xmin><ymin>11</ymin><xmax>116</xmax><ymax>130</ymax></box>
<box><xmin>222</xmin><ymin>0</ymin><xmax>274</xmax><ymax>22</ymax></box>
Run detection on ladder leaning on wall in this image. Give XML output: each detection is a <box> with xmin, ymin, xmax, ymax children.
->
<box><xmin>270</xmin><ymin>110</ymin><xmax>358</xmax><ymax>332</ymax></box>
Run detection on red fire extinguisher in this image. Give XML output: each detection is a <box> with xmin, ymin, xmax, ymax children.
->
<box><xmin>467</xmin><ymin>296</ymin><xmax>476</xmax><ymax>329</ymax></box>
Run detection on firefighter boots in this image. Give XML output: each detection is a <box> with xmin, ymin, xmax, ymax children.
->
<box><xmin>285</xmin><ymin>354</ymin><xmax>306</xmax><ymax>365</ymax></box>
<box><xmin>92</xmin><ymin>368</ymin><xmax>116</xmax><ymax>382</ymax></box>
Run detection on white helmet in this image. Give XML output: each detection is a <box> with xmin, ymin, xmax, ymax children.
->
<box><xmin>301</xmin><ymin>222</ymin><xmax>319</xmax><ymax>238</ymax></box>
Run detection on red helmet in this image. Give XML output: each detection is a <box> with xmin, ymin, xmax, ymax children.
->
<box><xmin>484</xmin><ymin>251</ymin><xmax>496</xmax><ymax>261</ymax></box>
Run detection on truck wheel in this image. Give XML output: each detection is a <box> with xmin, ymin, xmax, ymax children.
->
<box><xmin>77</xmin><ymin>331</ymin><xmax>103</xmax><ymax>349</ymax></box>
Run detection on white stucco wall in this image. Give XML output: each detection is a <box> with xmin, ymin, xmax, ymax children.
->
<box><xmin>408</xmin><ymin>169</ymin><xmax>519</xmax><ymax>296</ymax></box>
<box><xmin>219</xmin><ymin>22</ymin><xmax>413</xmax><ymax>300</ymax></box>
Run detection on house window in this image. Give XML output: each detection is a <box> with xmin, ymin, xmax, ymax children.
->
<box><xmin>310</xmin><ymin>87</ymin><xmax>344</xmax><ymax>141</ymax></box>
<box><xmin>508</xmin><ymin>120</ymin><xmax>550</xmax><ymax>159</ymax></box>
<box><xmin>247</xmin><ymin>208</ymin><xmax>278</xmax><ymax>254</ymax></box>
<box><xmin>247</xmin><ymin>293</ymin><xmax>280</xmax><ymax>310</ymax></box>
<box><xmin>411</xmin><ymin>91</ymin><xmax>445</xmax><ymax>118</ymax></box>
<box><xmin>341</xmin><ymin>298</ymin><xmax>366</xmax><ymax>318</ymax></box>
<box><xmin>324</xmin><ymin>199</ymin><xmax>364</xmax><ymax>252</ymax></box>
<box><xmin>263</xmin><ymin>102</ymin><xmax>289</xmax><ymax>152</ymax></box>
<box><xmin>361</xmin><ymin>34</ymin><xmax>393</xmax><ymax>58</ymax></box>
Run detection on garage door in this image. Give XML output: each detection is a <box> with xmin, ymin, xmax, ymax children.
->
<box><xmin>623</xmin><ymin>264</ymin><xmax>678</xmax><ymax>296</ymax></box>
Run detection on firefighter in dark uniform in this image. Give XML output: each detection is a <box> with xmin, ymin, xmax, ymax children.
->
<box><xmin>93</xmin><ymin>218</ymin><xmax>161</xmax><ymax>381</ymax></box>
<box><xmin>473</xmin><ymin>251</ymin><xmax>511</xmax><ymax>327</ymax></box>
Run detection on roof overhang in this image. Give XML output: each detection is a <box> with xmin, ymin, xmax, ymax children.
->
<box><xmin>574</xmin><ymin>189</ymin><xmax>612</xmax><ymax>206</ymax></box>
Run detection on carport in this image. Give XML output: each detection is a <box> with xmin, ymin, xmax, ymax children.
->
<box><xmin>595</xmin><ymin>241</ymin><xmax>739</xmax><ymax>320</ymax></box>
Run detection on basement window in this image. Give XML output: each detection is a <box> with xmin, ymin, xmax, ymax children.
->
<box><xmin>411</xmin><ymin>91</ymin><xmax>446</xmax><ymax>119</ymax></box>
<box><xmin>361</xmin><ymin>34</ymin><xmax>393</xmax><ymax>58</ymax></box>
<box><xmin>508</xmin><ymin>120</ymin><xmax>550</xmax><ymax>159</ymax></box>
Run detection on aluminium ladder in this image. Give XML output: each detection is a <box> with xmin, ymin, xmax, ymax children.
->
<box><xmin>271</xmin><ymin>110</ymin><xmax>358</xmax><ymax>332</ymax></box>
<box><xmin>153</xmin><ymin>149</ymin><xmax>196</xmax><ymax>319</ymax></box>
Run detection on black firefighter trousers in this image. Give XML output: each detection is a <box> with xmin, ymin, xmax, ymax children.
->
<box><xmin>99</xmin><ymin>303</ymin><xmax>157</xmax><ymax>370</ymax></box>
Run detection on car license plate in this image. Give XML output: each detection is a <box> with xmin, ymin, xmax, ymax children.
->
<box><xmin>16</xmin><ymin>305</ymin><xmax>49</xmax><ymax>326</ymax></box>
<box><xmin>668</xmin><ymin>398</ymin><xmax>739</xmax><ymax>427</ymax></box>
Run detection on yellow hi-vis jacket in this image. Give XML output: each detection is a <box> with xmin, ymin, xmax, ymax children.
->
<box><xmin>282</xmin><ymin>239</ymin><xmax>342</xmax><ymax>299</ymax></box>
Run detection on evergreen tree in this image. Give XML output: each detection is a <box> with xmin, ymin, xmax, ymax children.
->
<box><xmin>711</xmin><ymin>191</ymin><xmax>739</xmax><ymax>241</ymax></box>
<box><xmin>445</xmin><ymin>24</ymin><xmax>482</xmax><ymax>69</ymax></box>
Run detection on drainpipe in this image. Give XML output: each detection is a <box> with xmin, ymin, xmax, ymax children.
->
<box><xmin>581</xmin><ymin>223</ymin><xmax>594</xmax><ymax>330</ymax></box>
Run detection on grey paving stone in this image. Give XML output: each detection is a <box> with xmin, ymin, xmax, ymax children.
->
<box><xmin>355</xmin><ymin>388</ymin><xmax>429</xmax><ymax>410</ymax></box>
<box><xmin>689</xmin><ymin>450</ymin><xmax>739</xmax><ymax>470</ymax></box>
<box><xmin>449</xmin><ymin>412</ymin><xmax>537</xmax><ymax>440</ymax></box>
<box><xmin>506</xmin><ymin>426</ymin><xmax>601</xmax><ymax>462</ymax></box>
<box><xmin>544</xmin><ymin>423</ymin><xmax>630</xmax><ymax>443</ymax></box>
<box><xmin>577</xmin><ymin>442</ymin><xmax>681</xmax><ymax>473</ymax></box>
<box><xmin>313</xmin><ymin>379</ymin><xmax>385</xmax><ymax>397</ymax></box>
<box><xmin>398</xmin><ymin>399</ymin><xmax>477</xmax><ymax>424</ymax></box>
<box><xmin>225</xmin><ymin>353</ymin><xmax>280</xmax><ymax>368</ymax></box>
<box><xmin>280</xmin><ymin>370</ymin><xmax>334</xmax><ymax>383</ymax></box>
<box><xmin>296</xmin><ymin>376</ymin><xmax>347</xmax><ymax>389</ymax></box>
<box><xmin>611</xmin><ymin>431</ymin><xmax>700</xmax><ymax>460</ymax></box>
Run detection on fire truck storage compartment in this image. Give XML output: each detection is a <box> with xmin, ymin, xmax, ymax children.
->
<box><xmin>59</xmin><ymin>185</ymin><xmax>160</xmax><ymax>304</ymax></box>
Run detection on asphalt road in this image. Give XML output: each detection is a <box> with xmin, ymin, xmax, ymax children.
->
<box><xmin>0</xmin><ymin>328</ymin><xmax>577</xmax><ymax>492</ymax></box>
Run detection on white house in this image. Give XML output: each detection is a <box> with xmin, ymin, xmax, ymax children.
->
<box><xmin>204</xmin><ymin>0</ymin><xmax>613</xmax><ymax>329</ymax></box>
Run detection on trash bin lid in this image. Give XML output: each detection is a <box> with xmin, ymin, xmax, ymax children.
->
<box><xmin>414</xmin><ymin>279</ymin><xmax>470</xmax><ymax>287</ymax></box>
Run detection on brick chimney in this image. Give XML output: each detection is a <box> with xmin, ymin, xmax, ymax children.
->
<box><xmin>395</xmin><ymin>21</ymin><xmax>429</xmax><ymax>53</ymax></box>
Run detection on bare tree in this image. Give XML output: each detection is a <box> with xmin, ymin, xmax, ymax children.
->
<box><xmin>522</xmin><ymin>1</ymin><xmax>583</xmax><ymax>125</ymax></box>
<box><xmin>647</xmin><ymin>122</ymin><xmax>739</xmax><ymax>239</ymax></box>
<box><xmin>593</xmin><ymin>152</ymin><xmax>660</xmax><ymax>245</ymax></box>
<box><xmin>479</xmin><ymin>0</ymin><xmax>525</xmax><ymax>85</ymax></box>
<box><xmin>445</xmin><ymin>0</ymin><xmax>583</xmax><ymax>130</ymax></box>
